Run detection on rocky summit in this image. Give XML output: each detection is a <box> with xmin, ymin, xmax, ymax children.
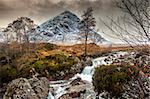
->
<box><xmin>30</xmin><ymin>11</ymin><xmax>107</xmax><ymax>44</ymax></box>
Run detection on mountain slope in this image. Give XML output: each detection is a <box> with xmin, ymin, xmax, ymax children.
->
<box><xmin>30</xmin><ymin>11</ymin><xmax>107</xmax><ymax>44</ymax></box>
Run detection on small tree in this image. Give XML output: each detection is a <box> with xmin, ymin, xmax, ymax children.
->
<box><xmin>80</xmin><ymin>7</ymin><xmax>96</xmax><ymax>60</ymax></box>
<box><xmin>4</xmin><ymin>17</ymin><xmax>36</xmax><ymax>53</ymax></box>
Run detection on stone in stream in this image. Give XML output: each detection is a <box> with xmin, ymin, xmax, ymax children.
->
<box><xmin>58</xmin><ymin>83</ymin><xmax>96</xmax><ymax>99</ymax></box>
<box><xmin>68</xmin><ymin>84</ymin><xmax>86</xmax><ymax>97</ymax></box>
<box><xmin>70</xmin><ymin>77</ymin><xmax>85</xmax><ymax>86</ymax></box>
<box><xmin>57</xmin><ymin>77</ymin><xmax>96</xmax><ymax>99</ymax></box>
<box><xmin>3</xmin><ymin>77</ymin><xmax>49</xmax><ymax>99</ymax></box>
<box><xmin>85</xmin><ymin>57</ymin><xmax>93</xmax><ymax>66</ymax></box>
<box><xmin>58</xmin><ymin>85</ymin><xmax>86</xmax><ymax>99</ymax></box>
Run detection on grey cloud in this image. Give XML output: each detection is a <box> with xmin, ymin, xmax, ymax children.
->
<box><xmin>0</xmin><ymin>0</ymin><xmax>119</xmax><ymax>28</ymax></box>
<box><xmin>0</xmin><ymin>1</ymin><xmax>13</xmax><ymax>11</ymax></box>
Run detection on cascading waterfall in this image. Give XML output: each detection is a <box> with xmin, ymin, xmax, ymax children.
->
<box><xmin>48</xmin><ymin>51</ymin><xmax>128</xmax><ymax>99</ymax></box>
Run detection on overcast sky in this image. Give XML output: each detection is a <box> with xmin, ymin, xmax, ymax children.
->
<box><xmin>0</xmin><ymin>0</ymin><xmax>123</xmax><ymax>43</ymax></box>
<box><xmin>0</xmin><ymin>0</ymin><xmax>120</xmax><ymax>27</ymax></box>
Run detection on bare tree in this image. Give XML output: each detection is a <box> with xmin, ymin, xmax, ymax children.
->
<box><xmin>12</xmin><ymin>17</ymin><xmax>35</xmax><ymax>43</ymax></box>
<box><xmin>80</xmin><ymin>7</ymin><xmax>96</xmax><ymax>59</ymax></box>
<box><xmin>3</xmin><ymin>17</ymin><xmax>36</xmax><ymax>53</ymax></box>
<box><xmin>101</xmin><ymin>0</ymin><xmax>150</xmax><ymax>48</ymax></box>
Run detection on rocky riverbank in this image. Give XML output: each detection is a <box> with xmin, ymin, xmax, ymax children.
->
<box><xmin>1</xmin><ymin>51</ymin><xmax>150</xmax><ymax>99</ymax></box>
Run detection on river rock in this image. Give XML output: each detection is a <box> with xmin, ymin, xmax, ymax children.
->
<box><xmin>70</xmin><ymin>77</ymin><xmax>85</xmax><ymax>86</ymax></box>
<box><xmin>68</xmin><ymin>84</ymin><xmax>86</xmax><ymax>98</ymax></box>
<box><xmin>58</xmin><ymin>94</ymin><xmax>72</xmax><ymax>99</ymax></box>
<box><xmin>85</xmin><ymin>57</ymin><xmax>93</xmax><ymax>66</ymax></box>
<box><xmin>3</xmin><ymin>77</ymin><xmax>49</xmax><ymax>99</ymax></box>
<box><xmin>59</xmin><ymin>85</ymin><xmax>86</xmax><ymax>99</ymax></box>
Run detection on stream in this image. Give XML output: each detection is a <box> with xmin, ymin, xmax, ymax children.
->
<box><xmin>48</xmin><ymin>51</ymin><xmax>128</xmax><ymax>99</ymax></box>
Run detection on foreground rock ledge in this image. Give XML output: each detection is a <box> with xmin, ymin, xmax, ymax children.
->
<box><xmin>3</xmin><ymin>77</ymin><xmax>49</xmax><ymax>99</ymax></box>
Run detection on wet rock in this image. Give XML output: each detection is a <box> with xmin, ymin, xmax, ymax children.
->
<box><xmin>70</xmin><ymin>77</ymin><xmax>85</xmax><ymax>86</ymax></box>
<box><xmin>3</xmin><ymin>77</ymin><xmax>49</xmax><ymax>99</ymax></box>
<box><xmin>68</xmin><ymin>84</ymin><xmax>86</xmax><ymax>93</ymax></box>
<box><xmin>58</xmin><ymin>94</ymin><xmax>72</xmax><ymax>99</ymax></box>
<box><xmin>85</xmin><ymin>57</ymin><xmax>93</xmax><ymax>66</ymax></box>
<box><xmin>69</xmin><ymin>92</ymin><xmax>81</xmax><ymax>98</ymax></box>
<box><xmin>58</xmin><ymin>85</ymin><xmax>86</xmax><ymax>99</ymax></box>
<box><xmin>54</xmin><ymin>78</ymin><xmax>92</xmax><ymax>99</ymax></box>
<box><xmin>62</xmin><ymin>84</ymin><xmax>86</xmax><ymax>98</ymax></box>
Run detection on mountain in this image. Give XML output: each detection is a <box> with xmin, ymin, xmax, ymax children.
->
<box><xmin>30</xmin><ymin>11</ymin><xmax>107</xmax><ymax>45</ymax></box>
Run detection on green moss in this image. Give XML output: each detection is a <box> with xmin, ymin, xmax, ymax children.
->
<box><xmin>20</xmin><ymin>53</ymin><xmax>76</xmax><ymax>77</ymax></box>
<box><xmin>32</xmin><ymin>61</ymin><xmax>44</xmax><ymax>69</ymax></box>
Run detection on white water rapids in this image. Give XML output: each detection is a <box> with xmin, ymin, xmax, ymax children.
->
<box><xmin>48</xmin><ymin>52</ymin><xmax>128</xmax><ymax>99</ymax></box>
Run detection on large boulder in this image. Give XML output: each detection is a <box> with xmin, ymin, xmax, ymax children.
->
<box><xmin>3</xmin><ymin>77</ymin><xmax>49</xmax><ymax>99</ymax></box>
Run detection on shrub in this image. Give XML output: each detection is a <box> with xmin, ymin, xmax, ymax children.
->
<box><xmin>92</xmin><ymin>64</ymin><xmax>139</xmax><ymax>98</ymax></box>
<box><xmin>0</xmin><ymin>51</ymin><xmax>77</xmax><ymax>85</ymax></box>
<box><xmin>20</xmin><ymin>53</ymin><xmax>77</xmax><ymax>78</ymax></box>
<box><xmin>0</xmin><ymin>65</ymin><xmax>17</xmax><ymax>85</ymax></box>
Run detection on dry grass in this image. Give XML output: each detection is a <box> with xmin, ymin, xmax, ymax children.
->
<box><xmin>0</xmin><ymin>42</ymin><xmax>149</xmax><ymax>57</ymax></box>
<box><xmin>58</xmin><ymin>43</ymin><xmax>135</xmax><ymax>57</ymax></box>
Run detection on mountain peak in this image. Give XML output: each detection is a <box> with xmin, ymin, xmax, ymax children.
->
<box><xmin>55</xmin><ymin>10</ymin><xmax>80</xmax><ymax>22</ymax></box>
<box><xmin>30</xmin><ymin>11</ymin><xmax>107</xmax><ymax>44</ymax></box>
<box><xmin>60</xmin><ymin>10</ymin><xmax>74</xmax><ymax>15</ymax></box>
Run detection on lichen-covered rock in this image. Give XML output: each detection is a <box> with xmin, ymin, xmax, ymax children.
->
<box><xmin>3</xmin><ymin>77</ymin><xmax>49</xmax><ymax>99</ymax></box>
